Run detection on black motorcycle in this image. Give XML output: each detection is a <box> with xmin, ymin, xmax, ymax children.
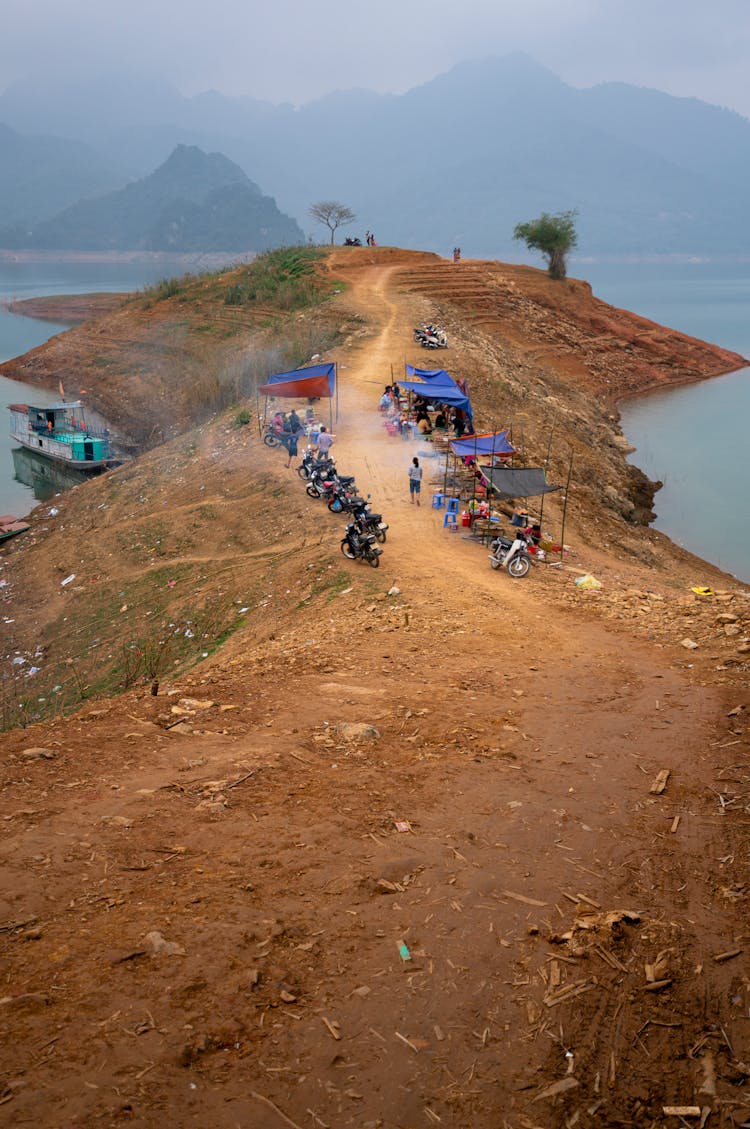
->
<box><xmin>306</xmin><ymin>470</ymin><xmax>357</xmax><ymax>501</ymax></box>
<box><xmin>350</xmin><ymin>500</ymin><xmax>388</xmax><ymax>543</ymax></box>
<box><xmin>297</xmin><ymin>450</ymin><xmax>334</xmax><ymax>480</ymax></box>
<box><xmin>340</xmin><ymin>522</ymin><xmax>382</xmax><ymax>567</ymax></box>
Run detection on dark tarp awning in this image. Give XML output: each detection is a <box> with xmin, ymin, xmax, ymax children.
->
<box><xmin>479</xmin><ymin>466</ymin><xmax>561</xmax><ymax>499</ymax></box>
<box><xmin>258</xmin><ymin>362</ymin><xmax>335</xmax><ymax>398</ymax></box>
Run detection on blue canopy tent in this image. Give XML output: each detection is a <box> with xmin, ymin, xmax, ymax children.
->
<box><xmin>258</xmin><ymin>362</ymin><xmax>338</xmax><ymax>428</ymax></box>
<box><xmin>450</xmin><ymin>431</ymin><xmax>516</xmax><ymax>459</ymax></box>
<box><xmin>399</xmin><ymin>367</ymin><xmax>471</xmax><ymax>412</ymax></box>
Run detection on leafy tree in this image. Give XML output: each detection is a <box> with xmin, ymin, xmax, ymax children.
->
<box><xmin>309</xmin><ymin>200</ymin><xmax>356</xmax><ymax>245</ymax></box>
<box><xmin>513</xmin><ymin>209</ymin><xmax>578</xmax><ymax>280</ymax></box>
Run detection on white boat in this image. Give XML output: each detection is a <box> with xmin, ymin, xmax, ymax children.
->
<box><xmin>8</xmin><ymin>400</ymin><xmax>112</xmax><ymax>470</ymax></box>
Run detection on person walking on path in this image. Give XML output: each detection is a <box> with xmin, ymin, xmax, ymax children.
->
<box><xmin>284</xmin><ymin>430</ymin><xmax>299</xmax><ymax>468</ymax></box>
<box><xmin>409</xmin><ymin>456</ymin><xmax>423</xmax><ymax>505</ymax></box>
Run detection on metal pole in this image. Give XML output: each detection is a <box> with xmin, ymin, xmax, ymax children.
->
<box><xmin>538</xmin><ymin>420</ymin><xmax>555</xmax><ymax>528</ymax></box>
<box><xmin>335</xmin><ymin>362</ymin><xmax>339</xmax><ymax>423</ymax></box>
<box><xmin>559</xmin><ymin>446</ymin><xmax>574</xmax><ymax>565</ymax></box>
<box><xmin>469</xmin><ymin>429</ymin><xmax>478</xmax><ymax>518</ymax></box>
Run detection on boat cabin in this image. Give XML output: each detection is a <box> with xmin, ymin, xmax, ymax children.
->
<box><xmin>9</xmin><ymin>401</ymin><xmax>111</xmax><ymax>467</ymax></box>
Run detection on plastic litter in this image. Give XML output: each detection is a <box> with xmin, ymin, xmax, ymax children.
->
<box><xmin>60</xmin><ymin>574</ymin><xmax>76</xmax><ymax>587</ymax></box>
<box><xmin>574</xmin><ymin>574</ymin><xmax>602</xmax><ymax>590</ymax></box>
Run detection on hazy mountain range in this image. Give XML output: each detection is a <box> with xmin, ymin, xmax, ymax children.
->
<box><xmin>2</xmin><ymin>53</ymin><xmax>749</xmax><ymax>256</ymax></box>
<box><xmin>0</xmin><ymin>145</ymin><xmax>303</xmax><ymax>252</ymax></box>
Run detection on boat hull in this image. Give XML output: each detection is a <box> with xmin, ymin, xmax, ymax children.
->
<box><xmin>12</xmin><ymin>431</ymin><xmax>110</xmax><ymax>470</ymax></box>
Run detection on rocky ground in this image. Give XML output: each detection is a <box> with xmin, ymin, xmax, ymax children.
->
<box><xmin>0</xmin><ymin>249</ymin><xmax>749</xmax><ymax>1129</ymax></box>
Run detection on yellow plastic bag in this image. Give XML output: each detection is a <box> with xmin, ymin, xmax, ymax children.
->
<box><xmin>575</xmin><ymin>574</ymin><xmax>603</xmax><ymax>590</ymax></box>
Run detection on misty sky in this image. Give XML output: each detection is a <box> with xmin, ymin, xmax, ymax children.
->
<box><xmin>4</xmin><ymin>0</ymin><xmax>750</xmax><ymax>117</ymax></box>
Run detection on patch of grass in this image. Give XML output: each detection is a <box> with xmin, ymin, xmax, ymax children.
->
<box><xmin>139</xmin><ymin>275</ymin><xmax>195</xmax><ymax>301</ymax></box>
<box><xmin>222</xmin><ymin>247</ymin><xmax>328</xmax><ymax>311</ymax></box>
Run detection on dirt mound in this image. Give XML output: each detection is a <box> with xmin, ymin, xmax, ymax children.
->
<box><xmin>1</xmin><ymin>248</ymin><xmax>749</xmax><ymax>1128</ymax></box>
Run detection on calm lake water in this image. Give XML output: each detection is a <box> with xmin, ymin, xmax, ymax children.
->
<box><xmin>577</xmin><ymin>260</ymin><xmax>750</xmax><ymax>584</ymax></box>
<box><xmin>0</xmin><ymin>259</ymin><xmax>174</xmax><ymax>516</ymax></box>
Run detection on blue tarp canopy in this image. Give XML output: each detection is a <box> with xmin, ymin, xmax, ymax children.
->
<box><xmin>399</xmin><ymin>367</ymin><xmax>471</xmax><ymax>411</ymax></box>
<box><xmin>405</xmin><ymin>365</ymin><xmax>452</xmax><ymax>382</ymax></box>
<box><xmin>259</xmin><ymin>362</ymin><xmax>335</xmax><ymax>398</ymax></box>
<box><xmin>450</xmin><ymin>431</ymin><xmax>516</xmax><ymax>458</ymax></box>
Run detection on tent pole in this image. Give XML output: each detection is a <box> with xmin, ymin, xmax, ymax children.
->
<box><xmin>538</xmin><ymin>420</ymin><xmax>555</xmax><ymax>529</ymax></box>
<box><xmin>335</xmin><ymin>362</ymin><xmax>339</xmax><ymax>423</ymax></box>
<box><xmin>256</xmin><ymin>390</ymin><xmax>261</xmax><ymax>438</ymax></box>
<box><xmin>559</xmin><ymin>446</ymin><xmax>574</xmax><ymax>565</ymax></box>
<box><xmin>470</xmin><ymin>430</ymin><xmax>478</xmax><ymax>517</ymax></box>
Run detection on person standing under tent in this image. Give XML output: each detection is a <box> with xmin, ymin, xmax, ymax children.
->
<box><xmin>408</xmin><ymin>456</ymin><xmax>423</xmax><ymax>505</ymax></box>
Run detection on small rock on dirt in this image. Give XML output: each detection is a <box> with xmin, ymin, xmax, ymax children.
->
<box><xmin>336</xmin><ymin>722</ymin><xmax>381</xmax><ymax>741</ymax></box>
<box><xmin>144</xmin><ymin>930</ymin><xmax>185</xmax><ymax>956</ymax></box>
<box><xmin>21</xmin><ymin>747</ymin><xmax>56</xmax><ymax>760</ymax></box>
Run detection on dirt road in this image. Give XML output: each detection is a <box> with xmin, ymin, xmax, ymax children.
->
<box><xmin>1</xmin><ymin>256</ymin><xmax>748</xmax><ymax>1128</ymax></box>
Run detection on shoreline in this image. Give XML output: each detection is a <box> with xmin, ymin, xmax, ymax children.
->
<box><xmin>0</xmin><ymin>248</ymin><xmax>257</xmax><ymax>267</ymax></box>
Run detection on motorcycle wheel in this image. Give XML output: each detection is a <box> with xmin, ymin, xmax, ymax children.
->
<box><xmin>340</xmin><ymin>538</ymin><xmax>357</xmax><ymax>560</ymax></box>
<box><xmin>489</xmin><ymin>555</ymin><xmax>502</xmax><ymax>570</ymax></box>
<box><xmin>297</xmin><ymin>466</ymin><xmax>309</xmax><ymax>480</ymax></box>
<box><xmin>328</xmin><ymin>498</ymin><xmax>343</xmax><ymax>513</ymax></box>
<box><xmin>367</xmin><ymin>551</ymin><xmax>380</xmax><ymax>569</ymax></box>
<box><xmin>508</xmin><ymin>554</ymin><xmax>531</xmax><ymax>578</ymax></box>
<box><xmin>263</xmin><ymin>434</ymin><xmax>278</xmax><ymax>448</ymax></box>
<box><xmin>375</xmin><ymin>528</ymin><xmax>386</xmax><ymax>543</ymax></box>
<box><xmin>306</xmin><ymin>484</ymin><xmax>321</xmax><ymax>498</ymax></box>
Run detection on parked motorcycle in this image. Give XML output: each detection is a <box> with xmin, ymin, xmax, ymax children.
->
<box><xmin>344</xmin><ymin>237</ymin><xmax>362</xmax><ymax>246</ymax></box>
<box><xmin>297</xmin><ymin>449</ymin><xmax>334</xmax><ymax>480</ymax></box>
<box><xmin>340</xmin><ymin>522</ymin><xmax>383</xmax><ymax>567</ymax></box>
<box><xmin>306</xmin><ymin>470</ymin><xmax>357</xmax><ymax>501</ymax></box>
<box><xmin>413</xmin><ymin>323</ymin><xmax>448</xmax><ymax>349</ymax></box>
<box><xmin>350</xmin><ymin>499</ymin><xmax>388</xmax><ymax>542</ymax></box>
<box><xmin>488</xmin><ymin>529</ymin><xmax>533</xmax><ymax>578</ymax></box>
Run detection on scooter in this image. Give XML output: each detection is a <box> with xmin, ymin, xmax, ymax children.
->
<box><xmin>488</xmin><ymin>529</ymin><xmax>533</xmax><ymax>578</ymax></box>
<box><xmin>340</xmin><ymin>523</ymin><xmax>383</xmax><ymax>568</ymax></box>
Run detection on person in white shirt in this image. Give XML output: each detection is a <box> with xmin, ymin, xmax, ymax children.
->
<box><xmin>408</xmin><ymin>456</ymin><xmax>423</xmax><ymax>505</ymax></box>
<box><xmin>316</xmin><ymin>426</ymin><xmax>335</xmax><ymax>456</ymax></box>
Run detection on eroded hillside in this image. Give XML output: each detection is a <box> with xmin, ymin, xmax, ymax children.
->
<box><xmin>1</xmin><ymin>248</ymin><xmax>749</xmax><ymax>1129</ymax></box>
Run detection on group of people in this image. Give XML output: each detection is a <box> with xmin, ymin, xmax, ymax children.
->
<box><xmin>452</xmin><ymin>247</ymin><xmax>461</xmax><ymax>263</ymax></box>
<box><xmin>378</xmin><ymin>386</ymin><xmax>470</xmax><ymax>439</ymax></box>
<box><xmin>364</xmin><ymin>230</ymin><xmax>377</xmax><ymax>246</ymax></box>
<box><xmin>269</xmin><ymin>407</ymin><xmax>334</xmax><ymax>467</ymax></box>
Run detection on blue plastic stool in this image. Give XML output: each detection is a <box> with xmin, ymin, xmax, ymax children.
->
<box><xmin>443</xmin><ymin>512</ymin><xmax>458</xmax><ymax>529</ymax></box>
<box><xmin>431</xmin><ymin>493</ymin><xmax>445</xmax><ymax>509</ymax></box>
<box><xmin>446</xmin><ymin>497</ymin><xmax>460</xmax><ymax>514</ymax></box>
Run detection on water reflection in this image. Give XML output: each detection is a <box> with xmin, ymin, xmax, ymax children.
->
<box><xmin>12</xmin><ymin>446</ymin><xmax>98</xmax><ymax>502</ymax></box>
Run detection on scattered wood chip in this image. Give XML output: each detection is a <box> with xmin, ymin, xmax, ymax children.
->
<box><xmin>650</xmin><ymin>769</ymin><xmax>671</xmax><ymax>795</ymax></box>
<box><xmin>712</xmin><ymin>948</ymin><xmax>742</xmax><ymax>963</ymax></box>
<box><xmin>543</xmin><ymin>979</ymin><xmax>594</xmax><ymax>1008</ymax></box>
<box><xmin>395</xmin><ymin>1030</ymin><xmax>420</xmax><ymax>1053</ymax></box>
<box><xmin>662</xmin><ymin>1108</ymin><xmax>701</xmax><ymax>1118</ymax></box>
<box><xmin>501</xmin><ymin>889</ymin><xmax>548</xmax><ymax>907</ymax></box>
<box><xmin>533</xmin><ymin>1076</ymin><xmax>579</xmax><ymax>1102</ymax></box>
<box><xmin>643</xmin><ymin>979</ymin><xmax>673</xmax><ymax>992</ymax></box>
<box><xmin>670</xmin><ymin>815</ymin><xmax>681</xmax><ymax>833</ymax></box>
<box><xmin>321</xmin><ymin>1017</ymin><xmax>341</xmax><ymax>1040</ymax></box>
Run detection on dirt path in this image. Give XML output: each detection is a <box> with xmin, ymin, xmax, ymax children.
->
<box><xmin>1</xmin><ymin>260</ymin><xmax>748</xmax><ymax>1129</ymax></box>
